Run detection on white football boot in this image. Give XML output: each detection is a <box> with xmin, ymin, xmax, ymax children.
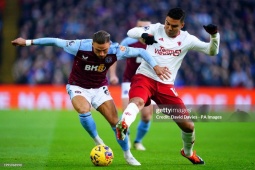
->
<box><xmin>124</xmin><ymin>155</ymin><xmax>141</xmax><ymax>166</ymax></box>
<box><xmin>134</xmin><ymin>142</ymin><xmax>146</xmax><ymax>151</ymax></box>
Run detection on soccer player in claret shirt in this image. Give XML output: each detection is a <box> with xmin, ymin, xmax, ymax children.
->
<box><xmin>120</xmin><ymin>19</ymin><xmax>154</xmax><ymax>151</ymax></box>
<box><xmin>116</xmin><ymin>7</ymin><xmax>220</xmax><ymax>165</ymax></box>
<box><xmin>11</xmin><ymin>30</ymin><xmax>170</xmax><ymax>166</ymax></box>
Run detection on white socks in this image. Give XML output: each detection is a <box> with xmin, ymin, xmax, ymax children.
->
<box><xmin>182</xmin><ymin>131</ymin><xmax>195</xmax><ymax>157</ymax></box>
<box><xmin>94</xmin><ymin>135</ymin><xmax>104</xmax><ymax>145</ymax></box>
<box><xmin>124</xmin><ymin>149</ymin><xmax>133</xmax><ymax>158</ymax></box>
<box><xmin>122</xmin><ymin>103</ymin><xmax>140</xmax><ymax>127</ymax></box>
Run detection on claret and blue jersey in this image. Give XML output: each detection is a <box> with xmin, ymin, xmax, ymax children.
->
<box><xmin>32</xmin><ymin>38</ymin><xmax>157</xmax><ymax>88</ymax></box>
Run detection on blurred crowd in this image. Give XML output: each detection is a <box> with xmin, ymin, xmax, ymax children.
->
<box><xmin>0</xmin><ymin>1</ymin><xmax>4</xmax><ymax>67</ymax></box>
<box><xmin>12</xmin><ymin>0</ymin><xmax>255</xmax><ymax>88</ymax></box>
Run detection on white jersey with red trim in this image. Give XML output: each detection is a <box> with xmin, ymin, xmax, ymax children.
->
<box><xmin>127</xmin><ymin>23</ymin><xmax>220</xmax><ymax>85</ymax></box>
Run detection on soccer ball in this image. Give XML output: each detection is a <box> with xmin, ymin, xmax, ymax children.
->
<box><xmin>90</xmin><ymin>145</ymin><xmax>114</xmax><ymax>166</ymax></box>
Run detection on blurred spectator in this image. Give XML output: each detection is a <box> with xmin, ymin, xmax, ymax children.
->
<box><xmin>12</xmin><ymin>0</ymin><xmax>255</xmax><ymax>88</ymax></box>
<box><xmin>0</xmin><ymin>0</ymin><xmax>5</xmax><ymax>67</ymax></box>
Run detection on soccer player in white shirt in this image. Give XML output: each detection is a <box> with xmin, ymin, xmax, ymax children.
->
<box><xmin>116</xmin><ymin>7</ymin><xmax>220</xmax><ymax>165</ymax></box>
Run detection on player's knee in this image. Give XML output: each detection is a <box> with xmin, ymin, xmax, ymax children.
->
<box><xmin>109</xmin><ymin>117</ymin><xmax>119</xmax><ymax>127</ymax></box>
<box><xmin>129</xmin><ymin>97</ymin><xmax>145</xmax><ymax>109</ymax></box>
<box><xmin>181</xmin><ymin>122</ymin><xmax>194</xmax><ymax>133</ymax></box>
<box><xmin>75</xmin><ymin>106</ymin><xmax>90</xmax><ymax>114</ymax></box>
<box><xmin>141</xmin><ymin>113</ymin><xmax>152</xmax><ymax>122</ymax></box>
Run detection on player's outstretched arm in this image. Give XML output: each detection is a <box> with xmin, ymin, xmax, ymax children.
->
<box><xmin>117</xmin><ymin>46</ymin><xmax>170</xmax><ymax>80</ymax></box>
<box><xmin>191</xmin><ymin>24</ymin><xmax>220</xmax><ymax>56</ymax></box>
<box><xmin>11</xmin><ymin>37</ymin><xmax>27</xmax><ymax>46</ymax></box>
<box><xmin>127</xmin><ymin>27</ymin><xmax>157</xmax><ymax>45</ymax></box>
<box><xmin>203</xmin><ymin>24</ymin><xmax>220</xmax><ymax>56</ymax></box>
<box><xmin>12</xmin><ymin>37</ymin><xmax>80</xmax><ymax>55</ymax></box>
<box><xmin>11</xmin><ymin>37</ymin><xmax>67</xmax><ymax>47</ymax></box>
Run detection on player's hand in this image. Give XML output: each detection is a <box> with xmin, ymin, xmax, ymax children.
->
<box><xmin>11</xmin><ymin>37</ymin><xmax>26</xmax><ymax>46</ymax></box>
<box><xmin>109</xmin><ymin>75</ymin><xmax>119</xmax><ymax>85</ymax></box>
<box><xmin>203</xmin><ymin>24</ymin><xmax>218</xmax><ymax>35</ymax></box>
<box><xmin>141</xmin><ymin>33</ymin><xmax>157</xmax><ymax>45</ymax></box>
<box><xmin>153</xmin><ymin>66</ymin><xmax>171</xmax><ymax>81</ymax></box>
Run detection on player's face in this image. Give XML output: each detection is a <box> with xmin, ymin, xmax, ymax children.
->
<box><xmin>92</xmin><ymin>42</ymin><xmax>110</xmax><ymax>59</ymax></box>
<box><xmin>164</xmin><ymin>16</ymin><xmax>184</xmax><ymax>38</ymax></box>
<box><xmin>136</xmin><ymin>21</ymin><xmax>151</xmax><ymax>27</ymax></box>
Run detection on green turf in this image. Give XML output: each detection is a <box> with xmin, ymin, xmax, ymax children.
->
<box><xmin>0</xmin><ymin>110</ymin><xmax>255</xmax><ymax>170</ymax></box>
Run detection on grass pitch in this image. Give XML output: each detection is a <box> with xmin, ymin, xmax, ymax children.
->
<box><xmin>0</xmin><ymin>109</ymin><xmax>254</xmax><ymax>170</ymax></box>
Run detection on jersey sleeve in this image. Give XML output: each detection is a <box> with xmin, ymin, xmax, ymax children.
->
<box><xmin>120</xmin><ymin>37</ymin><xmax>130</xmax><ymax>46</ymax></box>
<box><xmin>120</xmin><ymin>37</ymin><xmax>137</xmax><ymax>46</ymax></box>
<box><xmin>189</xmin><ymin>33</ymin><xmax>220</xmax><ymax>56</ymax></box>
<box><xmin>116</xmin><ymin>45</ymin><xmax>157</xmax><ymax>68</ymax></box>
<box><xmin>127</xmin><ymin>23</ymin><xmax>159</xmax><ymax>38</ymax></box>
<box><xmin>33</xmin><ymin>38</ymin><xmax>81</xmax><ymax>55</ymax></box>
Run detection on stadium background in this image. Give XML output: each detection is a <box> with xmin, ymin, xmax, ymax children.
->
<box><xmin>0</xmin><ymin>0</ymin><xmax>255</xmax><ymax>109</ymax></box>
<box><xmin>0</xmin><ymin>1</ymin><xmax>255</xmax><ymax>169</ymax></box>
<box><xmin>0</xmin><ymin>0</ymin><xmax>255</xmax><ymax>87</ymax></box>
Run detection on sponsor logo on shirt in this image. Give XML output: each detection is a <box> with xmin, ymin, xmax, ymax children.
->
<box><xmin>105</xmin><ymin>56</ymin><xmax>112</xmax><ymax>63</ymax></box>
<box><xmin>84</xmin><ymin>64</ymin><xmax>106</xmax><ymax>72</ymax></box>
<box><xmin>82</xmin><ymin>55</ymin><xmax>88</xmax><ymax>60</ymax></box>
<box><xmin>155</xmin><ymin>46</ymin><xmax>181</xmax><ymax>56</ymax></box>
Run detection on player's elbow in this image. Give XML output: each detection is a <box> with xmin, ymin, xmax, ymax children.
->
<box><xmin>127</xmin><ymin>29</ymin><xmax>139</xmax><ymax>38</ymax></box>
<box><xmin>127</xmin><ymin>30</ymin><xmax>132</xmax><ymax>37</ymax></box>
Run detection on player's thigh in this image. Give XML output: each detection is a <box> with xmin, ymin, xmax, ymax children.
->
<box><xmin>129</xmin><ymin>74</ymin><xmax>154</xmax><ymax>107</ymax></box>
<box><xmin>91</xmin><ymin>86</ymin><xmax>112</xmax><ymax>109</ymax></box>
<box><xmin>156</xmin><ymin>86</ymin><xmax>194</xmax><ymax>132</ymax></box>
<box><xmin>97</xmin><ymin>100</ymin><xmax>119</xmax><ymax>127</ymax></box>
<box><xmin>66</xmin><ymin>84</ymin><xmax>91</xmax><ymax>113</ymax></box>
<box><xmin>91</xmin><ymin>86</ymin><xmax>118</xmax><ymax>126</ymax></box>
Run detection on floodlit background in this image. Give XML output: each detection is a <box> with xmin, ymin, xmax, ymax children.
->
<box><xmin>0</xmin><ymin>1</ymin><xmax>254</xmax><ymax>169</ymax></box>
<box><xmin>0</xmin><ymin>0</ymin><xmax>254</xmax><ymax>87</ymax></box>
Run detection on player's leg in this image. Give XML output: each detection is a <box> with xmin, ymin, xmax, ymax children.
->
<box><xmin>66</xmin><ymin>84</ymin><xmax>104</xmax><ymax>145</ymax></box>
<box><xmin>176</xmin><ymin>119</ymin><xmax>204</xmax><ymax>164</ymax></box>
<box><xmin>121</xmin><ymin>82</ymin><xmax>132</xmax><ymax>148</ymax></box>
<box><xmin>134</xmin><ymin>104</ymin><xmax>153</xmax><ymax>150</ymax></box>
<box><xmin>93</xmin><ymin>86</ymin><xmax>140</xmax><ymax>166</ymax></box>
<box><xmin>156</xmin><ymin>84</ymin><xmax>204</xmax><ymax>164</ymax></box>
<box><xmin>117</xmin><ymin>74</ymin><xmax>154</xmax><ymax>140</ymax></box>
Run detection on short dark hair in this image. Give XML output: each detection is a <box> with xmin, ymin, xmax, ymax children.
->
<box><xmin>138</xmin><ymin>18</ymin><xmax>150</xmax><ymax>22</ymax></box>
<box><xmin>167</xmin><ymin>7</ymin><xmax>185</xmax><ymax>22</ymax></box>
<box><xmin>93</xmin><ymin>30</ymin><xmax>110</xmax><ymax>44</ymax></box>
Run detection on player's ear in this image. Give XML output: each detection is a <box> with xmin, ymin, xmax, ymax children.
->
<box><xmin>181</xmin><ymin>22</ymin><xmax>185</xmax><ymax>29</ymax></box>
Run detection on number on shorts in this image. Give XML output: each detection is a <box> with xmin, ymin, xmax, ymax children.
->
<box><xmin>170</xmin><ymin>87</ymin><xmax>178</xmax><ymax>96</ymax></box>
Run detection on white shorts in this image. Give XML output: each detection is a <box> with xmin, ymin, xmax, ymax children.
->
<box><xmin>121</xmin><ymin>82</ymin><xmax>131</xmax><ymax>99</ymax></box>
<box><xmin>121</xmin><ymin>82</ymin><xmax>156</xmax><ymax>104</ymax></box>
<box><xmin>66</xmin><ymin>84</ymin><xmax>112</xmax><ymax>109</ymax></box>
